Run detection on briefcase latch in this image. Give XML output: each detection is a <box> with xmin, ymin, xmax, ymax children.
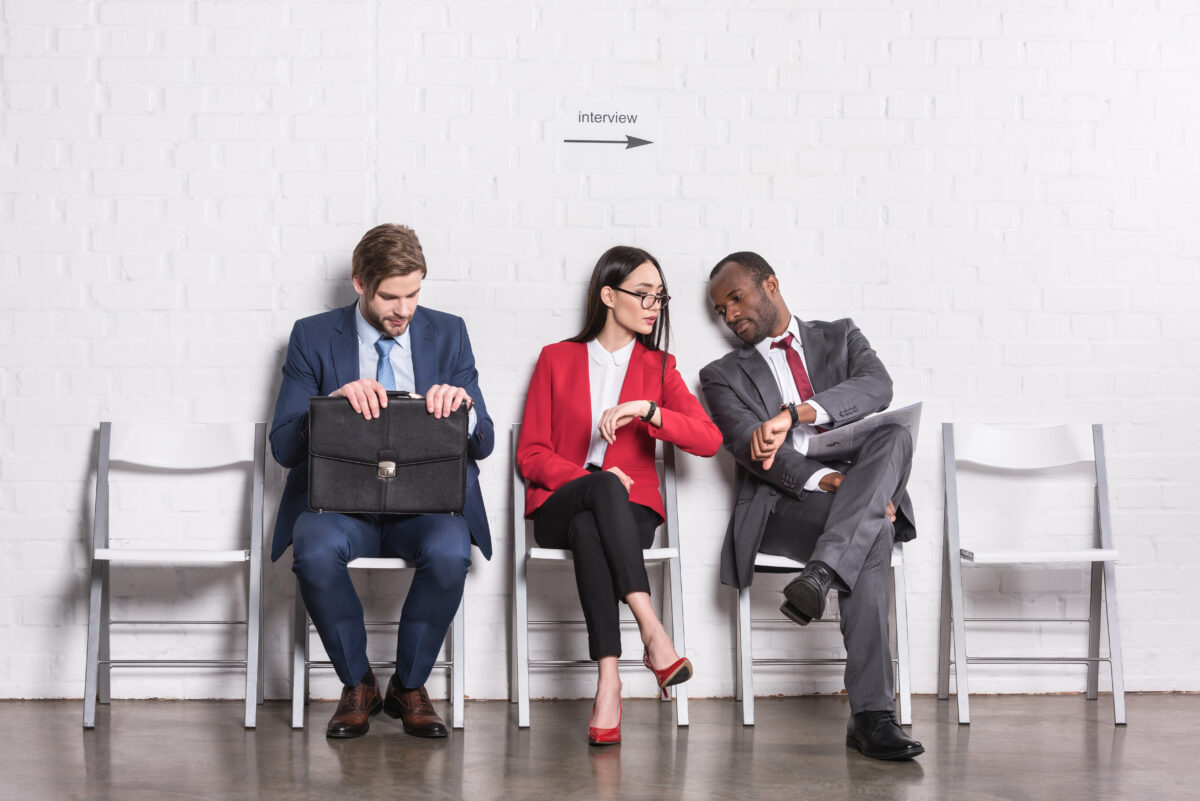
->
<box><xmin>377</xmin><ymin>460</ymin><xmax>396</xmax><ymax>478</ymax></box>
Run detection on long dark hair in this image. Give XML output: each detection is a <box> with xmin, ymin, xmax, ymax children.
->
<box><xmin>568</xmin><ymin>245</ymin><xmax>671</xmax><ymax>378</ymax></box>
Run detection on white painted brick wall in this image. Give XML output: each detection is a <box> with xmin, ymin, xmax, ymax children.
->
<box><xmin>2</xmin><ymin>0</ymin><xmax>1198</xmax><ymax>702</ymax></box>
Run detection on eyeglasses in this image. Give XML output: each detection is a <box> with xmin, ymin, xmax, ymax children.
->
<box><xmin>614</xmin><ymin>287</ymin><xmax>671</xmax><ymax>309</ymax></box>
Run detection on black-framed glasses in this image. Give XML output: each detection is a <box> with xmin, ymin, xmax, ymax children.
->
<box><xmin>614</xmin><ymin>287</ymin><xmax>671</xmax><ymax>309</ymax></box>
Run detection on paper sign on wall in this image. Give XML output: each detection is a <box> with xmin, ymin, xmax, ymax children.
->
<box><xmin>556</xmin><ymin>97</ymin><xmax>660</xmax><ymax>175</ymax></box>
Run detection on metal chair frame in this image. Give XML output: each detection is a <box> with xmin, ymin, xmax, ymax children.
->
<box><xmin>937</xmin><ymin>422</ymin><xmax>1126</xmax><ymax>725</ymax></box>
<box><xmin>83</xmin><ymin>421</ymin><xmax>266</xmax><ymax>728</ymax></box>
<box><xmin>509</xmin><ymin>424</ymin><xmax>689</xmax><ymax>728</ymax></box>
<box><xmin>734</xmin><ymin>544</ymin><xmax>913</xmax><ymax>726</ymax></box>
<box><xmin>291</xmin><ymin>559</ymin><xmax>466</xmax><ymax>729</ymax></box>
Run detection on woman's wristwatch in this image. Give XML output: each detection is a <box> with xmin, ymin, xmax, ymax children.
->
<box><xmin>641</xmin><ymin>401</ymin><xmax>658</xmax><ymax>423</ymax></box>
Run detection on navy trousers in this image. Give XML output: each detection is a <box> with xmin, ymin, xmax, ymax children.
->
<box><xmin>291</xmin><ymin>510</ymin><xmax>471</xmax><ymax>689</ymax></box>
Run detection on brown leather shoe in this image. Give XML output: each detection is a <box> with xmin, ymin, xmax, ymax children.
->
<box><xmin>382</xmin><ymin>675</ymin><xmax>448</xmax><ymax>738</ymax></box>
<box><xmin>325</xmin><ymin>670</ymin><xmax>382</xmax><ymax>739</ymax></box>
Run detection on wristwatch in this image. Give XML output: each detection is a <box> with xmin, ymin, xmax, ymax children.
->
<box><xmin>641</xmin><ymin>401</ymin><xmax>658</xmax><ymax>423</ymax></box>
<box><xmin>780</xmin><ymin>402</ymin><xmax>800</xmax><ymax>429</ymax></box>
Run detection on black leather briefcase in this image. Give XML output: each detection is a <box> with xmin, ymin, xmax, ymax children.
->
<box><xmin>307</xmin><ymin>392</ymin><xmax>468</xmax><ymax>515</ymax></box>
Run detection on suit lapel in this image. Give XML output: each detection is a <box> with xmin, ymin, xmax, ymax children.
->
<box><xmin>795</xmin><ymin>317</ymin><xmax>832</xmax><ymax>393</ymax></box>
<box><xmin>561</xmin><ymin>341</ymin><xmax>593</xmax><ymax>465</ymax></box>
<box><xmin>331</xmin><ymin>302</ymin><xmax>359</xmax><ymax>389</ymax></box>
<box><xmin>617</xmin><ymin>343</ymin><xmax>646</xmax><ymax>405</ymax></box>
<box><xmin>409</xmin><ymin>308</ymin><xmax>436</xmax><ymax>393</ymax></box>
<box><xmin>737</xmin><ymin>346</ymin><xmax>782</xmax><ymax>414</ymax></box>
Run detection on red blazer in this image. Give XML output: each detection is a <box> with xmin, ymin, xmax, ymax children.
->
<box><xmin>517</xmin><ymin>340</ymin><xmax>722</xmax><ymax>520</ymax></box>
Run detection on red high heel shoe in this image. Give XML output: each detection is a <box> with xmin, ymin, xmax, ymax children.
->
<box><xmin>588</xmin><ymin>700</ymin><xmax>622</xmax><ymax>746</ymax></box>
<box><xmin>643</xmin><ymin>648</ymin><xmax>693</xmax><ymax>700</ymax></box>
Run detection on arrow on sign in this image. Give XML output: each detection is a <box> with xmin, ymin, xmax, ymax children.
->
<box><xmin>563</xmin><ymin>134</ymin><xmax>653</xmax><ymax>150</ymax></box>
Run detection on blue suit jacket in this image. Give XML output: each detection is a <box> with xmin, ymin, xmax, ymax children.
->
<box><xmin>268</xmin><ymin>302</ymin><xmax>494</xmax><ymax>562</ymax></box>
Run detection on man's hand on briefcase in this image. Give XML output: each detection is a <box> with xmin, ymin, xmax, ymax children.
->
<box><xmin>330</xmin><ymin>379</ymin><xmax>473</xmax><ymax>422</ymax></box>
<box><xmin>331</xmin><ymin>379</ymin><xmax>391</xmax><ymax>420</ymax></box>
<box><xmin>424</xmin><ymin>384</ymin><xmax>474</xmax><ymax>419</ymax></box>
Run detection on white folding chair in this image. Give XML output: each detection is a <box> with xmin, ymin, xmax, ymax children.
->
<box><xmin>937</xmin><ymin>422</ymin><xmax>1126</xmax><ymax>725</ymax></box>
<box><xmin>510</xmin><ymin>424</ymin><xmax>690</xmax><ymax>728</ymax></box>
<box><xmin>291</xmin><ymin>560</ymin><xmax>465</xmax><ymax>729</ymax></box>
<box><xmin>83</xmin><ymin>422</ymin><xmax>266</xmax><ymax>728</ymax></box>
<box><xmin>734</xmin><ymin>545</ymin><xmax>912</xmax><ymax>727</ymax></box>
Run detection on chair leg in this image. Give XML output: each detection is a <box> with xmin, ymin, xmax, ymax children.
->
<box><xmin>937</xmin><ymin>534</ymin><xmax>952</xmax><ymax>701</ymax></box>
<box><xmin>1103</xmin><ymin>561</ymin><xmax>1127</xmax><ymax>725</ymax></box>
<box><xmin>509</xmin><ymin>568</ymin><xmax>518</xmax><ymax>706</ymax></box>
<box><xmin>737</xmin><ymin>585</ymin><xmax>755</xmax><ymax>726</ymax></box>
<box><xmin>515</xmin><ymin>554</ymin><xmax>531</xmax><ymax>728</ymax></box>
<box><xmin>948</xmin><ymin>552</ymin><xmax>971</xmax><ymax>725</ymax></box>
<box><xmin>244</xmin><ymin>555</ymin><xmax>263</xmax><ymax>729</ymax></box>
<box><xmin>451</xmin><ymin>599</ymin><xmax>465</xmax><ymax>729</ymax></box>
<box><xmin>1086</xmin><ymin>561</ymin><xmax>1102</xmax><ymax>701</ymax></box>
<box><xmin>891</xmin><ymin>546</ymin><xmax>912</xmax><ymax>727</ymax></box>
<box><xmin>98</xmin><ymin>563</ymin><xmax>111</xmax><ymax>705</ymax></box>
<box><xmin>666</xmin><ymin>557</ymin><xmax>689</xmax><ymax>727</ymax></box>
<box><xmin>292</xmin><ymin>589</ymin><xmax>308</xmax><ymax>729</ymax></box>
<box><xmin>83</xmin><ymin>559</ymin><xmax>105</xmax><ymax>728</ymax></box>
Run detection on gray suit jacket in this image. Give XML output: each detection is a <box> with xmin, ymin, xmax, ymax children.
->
<box><xmin>699</xmin><ymin>317</ymin><xmax>916</xmax><ymax>588</ymax></box>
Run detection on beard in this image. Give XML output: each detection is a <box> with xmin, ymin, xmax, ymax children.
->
<box><xmin>360</xmin><ymin>299</ymin><xmax>409</xmax><ymax>336</ymax></box>
<box><xmin>732</xmin><ymin>291</ymin><xmax>779</xmax><ymax>345</ymax></box>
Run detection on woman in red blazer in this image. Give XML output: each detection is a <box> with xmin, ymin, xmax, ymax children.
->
<box><xmin>517</xmin><ymin>246</ymin><xmax>722</xmax><ymax>745</ymax></box>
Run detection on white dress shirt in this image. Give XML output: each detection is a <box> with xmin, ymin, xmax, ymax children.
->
<box><xmin>584</xmin><ymin>337</ymin><xmax>635</xmax><ymax>468</ymax></box>
<box><xmin>354</xmin><ymin>303</ymin><xmax>477</xmax><ymax>434</ymax></box>
<box><xmin>753</xmin><ymin>318</ymin><xmax>835</xmax><ymax>492</ymax></box>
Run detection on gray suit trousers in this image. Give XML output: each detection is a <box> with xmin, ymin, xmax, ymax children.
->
<box><xmin>758</xmin><ymin>424</ymin><xmax>913</xmax><ymax>713</ymax></box>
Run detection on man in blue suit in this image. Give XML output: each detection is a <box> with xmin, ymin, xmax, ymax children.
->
<box><xmin>270</xmin><ymin>223</ymin><xmax>493</xmax><ymax>739</ymax></box>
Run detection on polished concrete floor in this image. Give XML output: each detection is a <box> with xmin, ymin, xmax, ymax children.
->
<box><xmin>2</xmin><ymin>694</ymin><xmax>1192</xmax><ymax>801</ymax></box>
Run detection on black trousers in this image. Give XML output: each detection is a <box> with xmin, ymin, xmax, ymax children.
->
<box><xmin>533</xmin><ymin>470</ymin><xmax>659</xmax><ymax>660</ymax></box>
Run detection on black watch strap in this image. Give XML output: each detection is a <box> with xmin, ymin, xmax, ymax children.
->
<box><xmin>780</xmin><ymin>402</ymin><xmax>800</xmax><ymax>429</ymax></box>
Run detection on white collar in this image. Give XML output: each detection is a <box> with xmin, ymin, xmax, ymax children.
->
<box><xmin>587</xmin><ymin>337</ymin><xmax>636</xmax><ymax>367</ymax></box>
<box><xmin>755</xmin><ymin>316</ymin><xmax>800</xmax><ymax>360</ymax></box>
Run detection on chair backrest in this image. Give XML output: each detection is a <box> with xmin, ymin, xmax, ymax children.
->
<box><xmin>94</xmin><ymin>421</ymin><xmax>267</xmax><ymax>551</ymax></box>
<box><xmin>950</xmin><ymin>422</ymin><xmax>1095</xmax><ymax>470</ymax></box>
<box><xmin>942</xmin><ymin>421</ymin><xmax>1115</xmax><ymax>552</ymax></box>
<box><xmin>106</xmin><ymin>422</ymin><xmax>261</xmax><ymax>469</ymax></box>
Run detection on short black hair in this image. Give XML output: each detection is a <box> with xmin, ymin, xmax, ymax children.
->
<box><xmin>710</xmin><ymin>251</ymin><xmax>775</xmax><ymax>285</ymax></box>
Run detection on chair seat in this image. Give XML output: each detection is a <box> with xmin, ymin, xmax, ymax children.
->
<box><xmin>528</xmin><ymin>547</ymin><xmax>679</xmax><ymax>562</ymax></box>
<box><xmin>755</xmin><ymin>549</ymin><xmax>904</xmax><ymax>571</ymax></box>
<box><xmin>347</xmin><ymin>557</ymin><xmax>411</xmax><ymax>570</ymax></box>
<box><xmin>94</xmin><ymin>548</ymin><xmax>250</xmax><ymax>564</ymax></box>
<box><xmin>961</xmin><ymin>548</ymin><xmax>1118</xmax><ymax>564</ymax></box>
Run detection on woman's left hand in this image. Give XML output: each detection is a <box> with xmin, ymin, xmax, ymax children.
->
<box><xmin>597</xmin><ymin>400</ymin><xmax>652</xmax><ymax>445</ymax></box>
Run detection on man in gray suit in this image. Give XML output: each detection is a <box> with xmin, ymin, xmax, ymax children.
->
<box><xmin>700</xmin><ymin>252</ymin><xmax>923</xmax><ymax>761</ymax></box>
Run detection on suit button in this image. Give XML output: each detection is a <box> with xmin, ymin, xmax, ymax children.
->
<box><xmin>769</xmin><ymin>490</ymin><xmax>777</xmax><ymax>496</ymax></box>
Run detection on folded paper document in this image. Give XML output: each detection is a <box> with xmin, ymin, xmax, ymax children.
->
<box><xmin>806</xmin><ymin>401</ymin><xmax>922</xmax><ymax>462</ymax></box>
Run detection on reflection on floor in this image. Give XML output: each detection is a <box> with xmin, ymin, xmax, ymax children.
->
<box><xmin>2</xmin><ymin>694</ymin><xmax>1190</xmax><ymax>801</ymax></box>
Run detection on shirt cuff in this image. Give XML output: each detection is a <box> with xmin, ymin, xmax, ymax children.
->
<box><xmin>805</xmin><ymin>400</ymin><xmax>832</xmax><ymax>426</ymax></box>
<box><xmin>805</xmin><ymin>468</ymin><xmax>836</xmax><ymax>493</ymax></box>
<box><xmin>468</xmin><ymin>406</ymin><xmax>478</xmax><ymax>436</ymax></box>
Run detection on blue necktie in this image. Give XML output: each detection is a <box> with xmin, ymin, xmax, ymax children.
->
<box><xmin>375</xmin><ymin>338</ymin><xmax>397</xmax><ymax>391</ymax></box>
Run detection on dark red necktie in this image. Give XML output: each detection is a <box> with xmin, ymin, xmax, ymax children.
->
<box><xmin>770</xmin><ymin>333</ymin><xmax>815</xmax><ymax>402</ymax></box>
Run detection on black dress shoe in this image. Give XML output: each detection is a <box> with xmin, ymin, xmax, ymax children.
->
<box><xmin>782</xmin><ymin>561</ymin><xmax>836</xmax><ymax>623</ymax></box>
<box><xmin>382</xmin><ymin>675</ymin><xmax>449</xmax><ymax>738</ymax></box>
<box><xmin>846</xmin><ymin>711</ymin><xmax>924</xmax><ymax>761</ymax></box>
<box><xmin>326</xmin><ymin>670</ymin><xmax>382</xmax><ymax>739</ymax></box>
<box><xmin>779</xmin><ymin>600</ymin><xmax>813</xmax><ymax>626</ymax></box>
